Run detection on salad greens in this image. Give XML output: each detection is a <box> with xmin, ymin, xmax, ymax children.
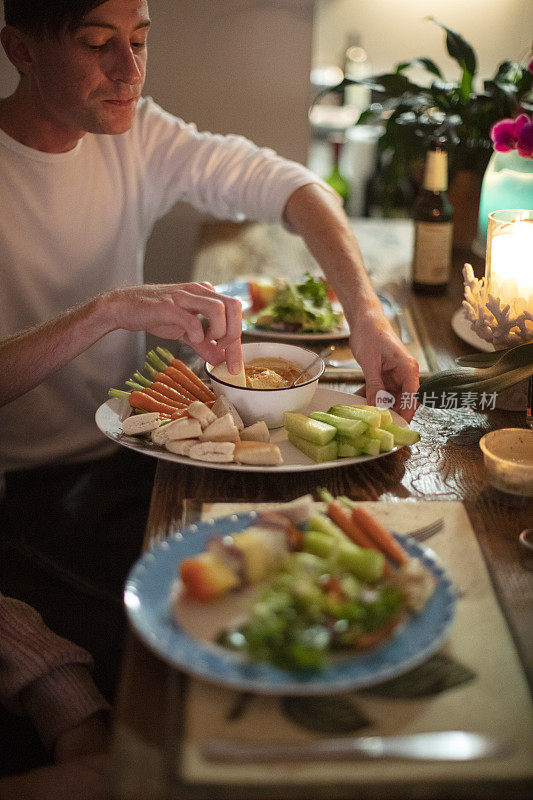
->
<box><xmin>250</xmin><ymin>273</ymin><xmax>342</xmax><ymax>333</ymax></box>
<box><xmin>217</xmin><ymin>550</ymin><xmax>403</xmax><ymax>671</ymax></box>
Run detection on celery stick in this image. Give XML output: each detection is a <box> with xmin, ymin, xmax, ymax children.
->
<box><xmin>317</xmin><ymin>489</ymin><xmax>359</xmax><ymax>511</ymax></box>
<box><xmin>338</xmin><ymin>544</ymin><xmax>384</xmax><ymax>583</ymax></box>
<box><xmin>303</xmin><ymin>530</ymin><xmax>384</xmax><ymax>583</ymax></box>
<box><xmin>306</xmin><ymin>513</ymin><xmax>344</xmax><ymax>540</ymax></box>
<box><xmin>317</xmin><ymin>487</ymin><xmax>335</xmax><ymax>504</ymax></box>
<box><xmin>303</xmin><ymin>529</ymin><xmax>338</xmax><ymax>559</ymax></box>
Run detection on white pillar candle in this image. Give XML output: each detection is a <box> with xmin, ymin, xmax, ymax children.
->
<box><xmin>489</xmin><ymin>220</ymin><xmax>533</xmax><ymax>305</ymax></box>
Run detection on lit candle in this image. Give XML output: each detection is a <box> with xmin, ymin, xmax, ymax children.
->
<box><xmin>486</xmin><ymin>210</ymin><xmax>533</xmax><ymax>312</ymax></box>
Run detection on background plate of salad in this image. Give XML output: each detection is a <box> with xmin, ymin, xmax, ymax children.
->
<box><xmin>216</xmin><ymin>276</ymin><xmax>351</xmax><ymax>341</ymax></box>
<box><xmin>124</xmin><ymin>512</ymin><xmax>456</xmax><ymax>695</ymax></box>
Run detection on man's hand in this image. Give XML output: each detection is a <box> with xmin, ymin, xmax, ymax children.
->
<box><xmin>107</xmin><ymin>281</ymin><xmax>243</xmax><ymax>374</ymax></box>
<box><xmin>0</xmin><ymin>281</ymin><xmax>244</xmax><ymax>407</ymax></box>
<box><xmin>283</xmin><ymin>183</ymin><xmax>419</xmax><ymax>421</ymax></box>
<box><xmin>349</xmin><ymin>308</ymin><xmax>419</xmax><ymax>422</ymax></box>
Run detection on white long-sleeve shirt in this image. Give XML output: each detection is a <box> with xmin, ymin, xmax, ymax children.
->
<box><xmin>0</xmin><ymin>97</ymin><xmax>324</xmax><ymax>480</ymax></box>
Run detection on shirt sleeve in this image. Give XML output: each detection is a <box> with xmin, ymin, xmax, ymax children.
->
<box><xmin>0</xmin><ymin>594</ymin><xmax>109</xmax><ymax>751</ymax></box>
<box><xmin>134</xmin><ymin>96</ymin><xmax>337</xmax><ymax>224</ymax></box>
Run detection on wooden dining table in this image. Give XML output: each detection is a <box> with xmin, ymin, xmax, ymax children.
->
<box><xmin>111</xmin><ymin>219</ymin><xmax>532</xmax><ymax>800</ymax></box>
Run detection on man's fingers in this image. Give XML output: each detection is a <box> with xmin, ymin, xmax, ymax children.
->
<box><xmin>223</xmin><ymin>338</ymin><xmax>243</xmax><ymax>375</ymax></box>
<box><xmin>191</xmin><ymin>339</ymin><xmax>225</xmax><ymax>364</ymax></box>
<box><xmin>170</xmin><ymin>284</ymin><xmax>242</xmax><ymax>345</ymax></box>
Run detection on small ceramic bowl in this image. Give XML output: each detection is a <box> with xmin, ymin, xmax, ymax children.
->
<box><xmin>205</xmin><ymin>342</ymin><xmax>324</xmax><ymax>428</ymax></box>
<box><xmin>479</xmin><ymin>428</ymin><xmax>533</xmax><ymax>496</ymax></box>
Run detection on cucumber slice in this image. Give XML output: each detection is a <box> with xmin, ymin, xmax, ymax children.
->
<box><xmin>287</xmin><ymin>430</ymin><xmax>338</xmax><ymax>462</ymax></box>
<box><xmin>352</xmin><ymin>404</ymin><xmax>393</xmax><ymax>428</ymax></box>
<box><xmin>371</xmin><ymin>428</ymin><xmax>395</xmax><ymax>452</ymax></box>
<box><xmin>384</xmin><ymin>423</ymin><xmax>421</xmax><ymax>446</ymax></box>
<box><xmin>283</xmin><ymin>411</ymin><xmax>336</xmax><ymax>445</ymax></box>
<box><xmin>309</xmin><ymin>411</ymin><xmax>367</xmax><ymax>438</ymax></box>
<box><xmin>337</xmin><ymin>441</ymin><xmax>362</xmax><ymax>457</ymax></box>
<box><xmin>355</xmin><ymin>435</ymin><xmax>381</xmax><ymax>456</ymax></box>
<box><xmin>327</xmin><ymin>404</ymin><xmax>380</xmax><ymax>429</ymax></box>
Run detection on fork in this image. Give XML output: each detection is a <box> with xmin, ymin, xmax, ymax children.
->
<box><xmin>404</xmin><ymin>518</ymin><xmax>444</xmax><ymax>542</ymax></box>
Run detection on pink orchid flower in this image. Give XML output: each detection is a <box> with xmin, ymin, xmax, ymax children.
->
<box><xmin>517</xmin><ymin>118</ymin><xmax>533</xmax><ymax>158</ymax></box>
<box><xmin>491</xmin><ymin>113</ymin><xmax>533</xmax><ymax>157</ymax></box>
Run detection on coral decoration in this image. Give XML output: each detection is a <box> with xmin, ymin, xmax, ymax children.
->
<box><xmin>462</xmin><ymin>264</ymin><xmax>533</xmax><ymax>347</ymax></box>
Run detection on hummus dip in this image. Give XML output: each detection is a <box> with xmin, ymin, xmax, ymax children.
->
<box><xmin>244</xmin><ymin>357</ymin><xmax>304</xmax><ymax>389</ymax></box>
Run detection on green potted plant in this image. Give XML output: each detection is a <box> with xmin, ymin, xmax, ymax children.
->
<box><xmin>317</xmin><ymin>19</ymin><xmax>533</xmax><ymax>247</ymax></box>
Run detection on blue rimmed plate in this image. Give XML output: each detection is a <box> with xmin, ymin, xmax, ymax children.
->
<box><xmin>124</xmin><ymin>512</ymin><xmax>457</xmax><ymax>695</ymax></box>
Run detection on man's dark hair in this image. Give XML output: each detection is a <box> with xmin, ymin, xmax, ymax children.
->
<box><xmin>3</xmin><ymin>0</ymin><xmax>107</xmax><ymax>38</ymax></box>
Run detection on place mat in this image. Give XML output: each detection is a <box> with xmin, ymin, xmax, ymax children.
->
<box><xmin>156</xmin><ymin>500</ymin><xmax>532</xmax><ymax>797</ymax></box>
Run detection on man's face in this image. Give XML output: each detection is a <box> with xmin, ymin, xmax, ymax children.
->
<box><xmin>26</xmin><ymin>0</ymin><xmax>150</xmax><ymax>138</ymax></box>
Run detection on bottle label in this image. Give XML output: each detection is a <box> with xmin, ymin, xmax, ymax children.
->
<box><xmin>412</xmin><ymin>222</ymin><xmax>453</xmax><ymax>284</ymax></box>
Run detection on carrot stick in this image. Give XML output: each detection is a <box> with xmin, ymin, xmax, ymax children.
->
<box><xmin>350</xmin><ymin>507</ymin><xmax>409</xmax><ymax>565</ymax></box>
<box><xmin>151</xmin><ymin>381</ymin><xmax>189</xmax><ymax>407</ymax></box>
<box><xmin>140</xmin><ymin>387</ymin><xmax>187</xmax><ymax>410</ymax></box>
<box><xmin>327</xmin><ymin>502</ymin><xmax>379</xmax><ymax>550</ymax></box>
<box><xmin>164</xmin><ymin>366</ymin><xmax>212</xmax><ymax>402</ymax></box>
<box><xmin>167</xmin><ymin>358</ymin><xmax>216</xmax><ymax>402</ymax></box>
<box><xmin>152</xmin><ymin>370</ymin><xmax>195</xmax><ymax>398</ymax></box>
<box><xmin>128</xmin><ymin>391</ymin><xmax>176</xmax><ymax>416</ymax></box>
<box><xmin>157</xmin><ymin>368</ymin><xmax>198</xmax><ymax>402</ymax></box>
<box><xmin>171</xmin><ymin>408</ymin><xmax>189</xmax><ymax>420</ymax></box>
<box><xmin>148</xmin><ymin>350</ymin><xmax>215</xmax><ymax>402</ymax></box>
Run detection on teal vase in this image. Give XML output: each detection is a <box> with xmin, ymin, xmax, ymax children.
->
<box><xmin>477</xmin><ymin>150</ymin><xmax>533</xmax><ymax>246</ymax></box>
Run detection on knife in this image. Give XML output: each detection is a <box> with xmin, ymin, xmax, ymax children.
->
<box><xmin>203</xmin><ymin>731</ymin><xmax>514</xmax><ymax>763</ymax></box>
<box><xmin>379</xmin><ymin>291</ymin><xmax>413</xmax><ymax>345</ymax></box>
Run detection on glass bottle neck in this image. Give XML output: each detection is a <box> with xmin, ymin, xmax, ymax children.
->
<box><xmin>423</xmin><ymin>149</ymin><xmax>448</xmax><ymax>192</ymax></box>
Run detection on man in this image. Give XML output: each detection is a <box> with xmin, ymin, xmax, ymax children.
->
<box><xmin>0</xmin><ymin>0</ymin><xmax>418</xmax><ymax>704</ymax></box>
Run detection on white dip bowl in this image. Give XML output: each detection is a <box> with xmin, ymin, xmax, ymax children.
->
<box><xmin>205</xmin><ymin>342</ymin><xmax>324</xmax><ymax>428</ymax></box>
<box><xmin>479</xmin><ymin>428</ymin><xmax>533</xmax><ymax>496</ymax></box>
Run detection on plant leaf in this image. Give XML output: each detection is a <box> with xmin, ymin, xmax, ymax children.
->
<box><xmin>281</xmin><ymin>695</ymin><xmax>370</xmax><ymax>733</ymax></box>
<box><xmin>396</xmin><ymin>57</ymin><xmax>444</xmax><ymax>78</ymax></box>
<box><xmin>427</xmin><ymin>17</ymin><xmax>477</xmax><ymax>77</ymax></box>
<box><xmin>356</xmin><ymin>108</ymin><xmax>378</xmax><ymax>125</ymax></box>
<box><xmin>360</xmin><ymin>654</ymin><xmax>476</xmax><ymax>698</ymax></box>
<box><xmin>226</xmin><ymin>692</ymin><xmax>253</xmax><ymax>721</ymax></box>
<box><xmin>417</xmin><ymin>359</ymin><xmax>533</xmax><ymax>406</ymax></box>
